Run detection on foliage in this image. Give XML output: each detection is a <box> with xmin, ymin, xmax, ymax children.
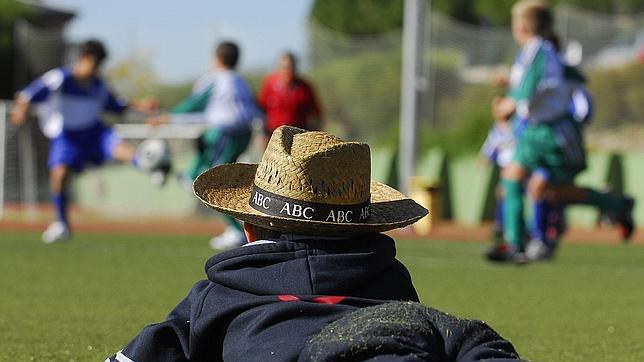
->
<box><xmin>310</xmin><ymin>48</ymin><xmax>402</xmax><ymax>141</ymax></box>
<box><xmin>420</xmin><ymin>106</ymin><xmax>494</xmax><ymax>157</ymax></box>
<box><xmin>307</xmin><ymin>39</ymin><xmax>492</xmax><ymax>156</ymax></box>
<box><xmin>105</xmin><ymin>51</ymin><xmax>160</xmax><ymax>100</ymax></box>
<box><xmin>153</xmin><ymin>81</ymin><xmax>194</xmax><ymax>109</ymax></box>
<box><xmin>310</xmin><ymin>0</ymin><xmax>644</xmax><ymax>31</ymax></box>
<box><xmin>0</xmin><ymin>0</ymin><xmax>32</xmax><ymax>48</ymax></box>
<box><xmin>440</xmin><ymin>0</ymin><xmax>644</xmax><ymax>26</ymax></box>
<box><xmin>310</xmin><ymin>0</ymin><xmax>403</xmax><ymax>35</ymax></box>
<box><xmin>0</xmin><ymin>0</ymin><xmax>32</xmax><ymax>25</ymax></box>
<box><xmin>587</xmin><ymin>62</ymin><xmax>644</xmax><ymax>128</ymax></box>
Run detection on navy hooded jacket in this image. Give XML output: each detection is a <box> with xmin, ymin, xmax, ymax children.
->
<box><xmin>107</xmin><ymin>233</ymin><xmax>521</xmax><ymax>361</ymax></box>
<box><xmin>107</xmin><ymin>233</ymin><xmax>419</xmax><ymax>361</ymax></box>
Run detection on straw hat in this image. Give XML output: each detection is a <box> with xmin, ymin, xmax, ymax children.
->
<box><xmin>193</xmin><ymin>126</ymin><xmax>428</xmax><ymax>236</ymax></box>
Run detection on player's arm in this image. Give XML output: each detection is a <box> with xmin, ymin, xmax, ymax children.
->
<box><xmin>492</xmin><ymin>96</ymin><xmax>516</xmax><ymax>122</ymax></box>
<box><xmin>10</xmin><ymin>93</ymin><xmax>31</xmax><ymax>126</ymax></box>
<box><xmin>10</xmin><ymin>68</ymin><xmax>62</xmax><ymax>125</ymax></box>
<box><xmin>103</xmin><ymin>86</ymin><xmax>159</xmax><ymax>115</ymax></box>
<box><xmin>147</xmin><ymin>86</ymin><xmax>212</xmax><ymax>126</ymax></box>
<box><xmin>171</xmin><ymin>85</ymin><xmax>212</xmax><ymax>114</ymax></box>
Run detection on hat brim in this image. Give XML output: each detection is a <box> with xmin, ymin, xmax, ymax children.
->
<box><xmin>193</xmin><ymin>164</ymin><xmax>429</xmax><ymax>236</ymax></box>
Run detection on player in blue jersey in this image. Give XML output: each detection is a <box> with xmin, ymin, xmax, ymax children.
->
<box><xmin>148</xmin><ymin>41</ymin><xmax>261</xmax><ymax>249</ymax></box>
<box><xmin>10</xmin><ymin>39</ymin><xmax>162</xmax><ymax>243</ymax></box>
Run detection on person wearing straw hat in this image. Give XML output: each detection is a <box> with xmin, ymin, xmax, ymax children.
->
<box><xmin>106</xmin><ymin>126</ymin><xmax>429</xmax><ymax>361</ymax></box>
<box><xmin>107</xmin><ymin>126</ymin><xmax>522</xmax><ymax>361</ymax></box>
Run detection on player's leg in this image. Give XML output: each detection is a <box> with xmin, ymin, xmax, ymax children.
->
<box><xmin>527</xmin><ymin>170</ymin><xmax>549</xmax><ymax>241</ymax></box>
<box><xmin>487</xmin><ymin>123</ymin><xmax>555</xmax><ymax>262</ymax></box>
<box><xmin>111</xmin><ymin>141</ymin><xmax>136</xmax><ymax>164</ymax></box>
<box><xmin>186</xmin><ymin>131</ymin><xmax>210</xmax><ymax>182</ymax></box>
<box><xmin>42</xmin><ymin>136</ymin><xmax>81</xmax><ymax>243</ymax></box>
<box><xmin>42</xmin><ymin>165</ymin><xmax>73</xmax><ymax>243</ymax></box>
<box><xmin>100</xmin><ymin>125</ymin><xmax>171</xmax><ymax>186</ymax></box>
<box><xmin>201</xmin><ymin>128</ymin><xmax>253</xmax><ymax>249</ymax></box>
<box><xmin>493</xmin><ymin>184</ymin><xmax>505</xmax><ymax>244</ymax></box>
<box><xmin>50</xmin><ymin>164</ymin><xmax>70</xmax><ymax>221</ymax></box>
<box><xmin>525</xmin><ymin>170</ymin><xmax>564</xmax><ymax>260</ymax></box>
<box><xmin>540</xmin><ymin>115</ymin><xmax>633</xmax><ymax>241</ymax></box>
<box><xmin>544</xmin><ymin>183</ymin><xmax>635</xmax><ymax>241</ymax></box>
<box><xmin>486</xmin><ymin>163</ymin><xmax>528</xmax><ymax>263</ymax></box>
<box><xmin>501</xmin><ymin>163</ymin><xmax>528</xmax><ymax>248</ymax></box>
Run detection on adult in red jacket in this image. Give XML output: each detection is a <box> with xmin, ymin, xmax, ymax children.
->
<box><xmin>258</xmin><ymin>52</ymin><xmax>322</xmax><ymax>135</ymax></box>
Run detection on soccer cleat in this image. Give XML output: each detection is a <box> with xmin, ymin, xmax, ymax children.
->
<box><xmin>209</xmin><ymin>227</ymin><xmax>247</xmax><ymax>250</ymax></box>
<box><xmin>150</xmin><ymin>163</ymin><xmax>172</xmax><ymax>187</ymax></box>
<box><xmin>42</xmin><ymin>221</ymin><xmax>71</xmax><ymax>243</ymax></box>
<box><xmin>616</xmin><ymin>197</ymin><xmax>635</xmax><ymax>242</ymax></box>
<box><xmin>525</xmin><ymin>238</ymin><xmax>555</xmax><ymax>261</ymax></box>
<box><xmin>485</xmin><ymin>243</ymin><xmax>527</xmax><ymax>264</ymax></box>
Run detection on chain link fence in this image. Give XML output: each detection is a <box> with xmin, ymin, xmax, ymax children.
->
<box><xmin>308</xmin><ymin>4</ymin><xmax>644</xmax><ymax>152</ymax></box>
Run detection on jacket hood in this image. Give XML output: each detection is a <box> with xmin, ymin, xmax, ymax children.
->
<box><xmin>205</xmin><ymin>233</ymin><xmax>412</xmax><ymax>298</ymax></box>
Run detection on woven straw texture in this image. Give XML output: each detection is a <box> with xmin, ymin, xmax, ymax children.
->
<box><xmin>193</xmin><ymin>126</ymin><xmax>428</xmax><ymax>235</ymax></box>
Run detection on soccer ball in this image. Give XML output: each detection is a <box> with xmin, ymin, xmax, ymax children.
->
<box><xmin>136</xmin><ymin>139</ymin><xmax>171</xmax><ymax>172</ymax></box>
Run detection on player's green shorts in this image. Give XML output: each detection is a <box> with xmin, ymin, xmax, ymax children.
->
<box><xmin>187</xmin><ymin>127</ymin><xmax>252</xmax><ymax>181</ymax></box>
<box><xmin>514</xmin><ymin>117</ymin><xmax>586</xmax><ymax>184</ymax></box>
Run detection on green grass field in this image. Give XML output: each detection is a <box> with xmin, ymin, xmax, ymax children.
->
<box><xmin>2</xmin><ymin>231</ymin><xmax>644</xmax><ymax>361</ymax></box>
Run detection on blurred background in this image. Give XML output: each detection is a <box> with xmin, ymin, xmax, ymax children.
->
<box><xmin>1</xmin><ymin>0</ymin><xmax>643</xmax><ymax>232</ymax></box>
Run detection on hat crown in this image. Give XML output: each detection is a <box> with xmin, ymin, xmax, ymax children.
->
<box><xmin>254</xmin><ymin>126</ymin><xmax>371</xmax><ymax>205</ymax></box>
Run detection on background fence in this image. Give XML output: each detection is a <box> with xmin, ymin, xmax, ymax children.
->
<box><xmin>309</xmin><ymin>4</ymin><xmax>644</xmax><ymax>151</ymax></box>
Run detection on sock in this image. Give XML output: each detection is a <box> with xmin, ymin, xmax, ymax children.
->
<box><xmin>502</xmin><ymin>179</ymin><xmax>525</xmax><ymax>248</ymax></box>
<box><xmin>585</xmin><ymin>189</ymin><xmax>622</xmax><ymax>214</ymax></box>
<box><xmin>547</xmin><ymin>203</ymin><xmax>565</xmax><ymax>244</ymax></box>
<box><xmin>494</xmin><ymin>199</ymin><xmax>504</xmax><ymax>235</ymax></box>
<box><xmin>53</xmin><ymin>192</ymin><xmax>68</xmax><ymax>226</ymax></box>
<box><xmin>531</xmin><ymin>199</ymin><xmax>547</xmax><ymax>242</ymax></box>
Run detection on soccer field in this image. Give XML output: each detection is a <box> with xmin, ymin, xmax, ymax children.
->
<box><xmin>2</xmin><ymin>231</ymin><xmax>643</xmax><ymax>361</ymax></box>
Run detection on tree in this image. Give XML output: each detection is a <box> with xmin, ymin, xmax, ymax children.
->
<box><xmin>105</xmin><ymin>50</ymin><xmax>160</xmax><ymax>100</ymax></box>
<box><xmin>310</xmin><ymin>0</ymin><xmax>644</xmax><ymax>31</ymax></box>
<box><xmin>310</xmin><ymin>0</ymin><xmax>403</xmax><ymax>34</ymax></box>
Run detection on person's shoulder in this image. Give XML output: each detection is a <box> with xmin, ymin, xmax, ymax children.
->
<box><xmin>193</xmin><ymin>72</ymin><xmax>215</xmax><ymax>93</ymax></box>
<box><xmin>214</xmin><ymin>69</ymin><xmax>239</xmax><ymax>81</ymax></box>
<box><xmin>40</xmin><ymin>67</ymin><xmax>71</xmax><ymax>89</ymax></box>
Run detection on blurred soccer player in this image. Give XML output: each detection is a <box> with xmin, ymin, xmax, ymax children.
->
<box><xmin>148</xmin><ymin>41</ymin><xmax>261</xmax><ymax>249</ymax></box>
<box><xmin>10</xmin><ymin>39</ymin><xmax>161</xmax><ymax>243</ymax></box>
<box><xmin>486</xmin><ymin>0</ymin><xmax>634</xmax><ymax>263</ymax></box>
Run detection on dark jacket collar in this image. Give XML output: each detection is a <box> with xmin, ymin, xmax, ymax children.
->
<box><xmin>204</xmin><ymin>233</ymin><xmax>411</xmax><ymax>297</ymax></box>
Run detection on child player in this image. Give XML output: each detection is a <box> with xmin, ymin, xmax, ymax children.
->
<box><xmin>487</xmin><ymin>1</ymin><xmax>634</xmax><ymax>262</ymax></box>
<box><xmin>148</xmin><ymin>41</ymin><xmax>261</xmax><ymax>249</ymax></box>
<box><xmin>481</xmin><ymin>36</ymin><xmax>592</xmax><ymax>258</ymax></box>
<box><xmin>10</xmin><ymin>39</ymin><xmax>162</xmax><ymax>243</ymax></box>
